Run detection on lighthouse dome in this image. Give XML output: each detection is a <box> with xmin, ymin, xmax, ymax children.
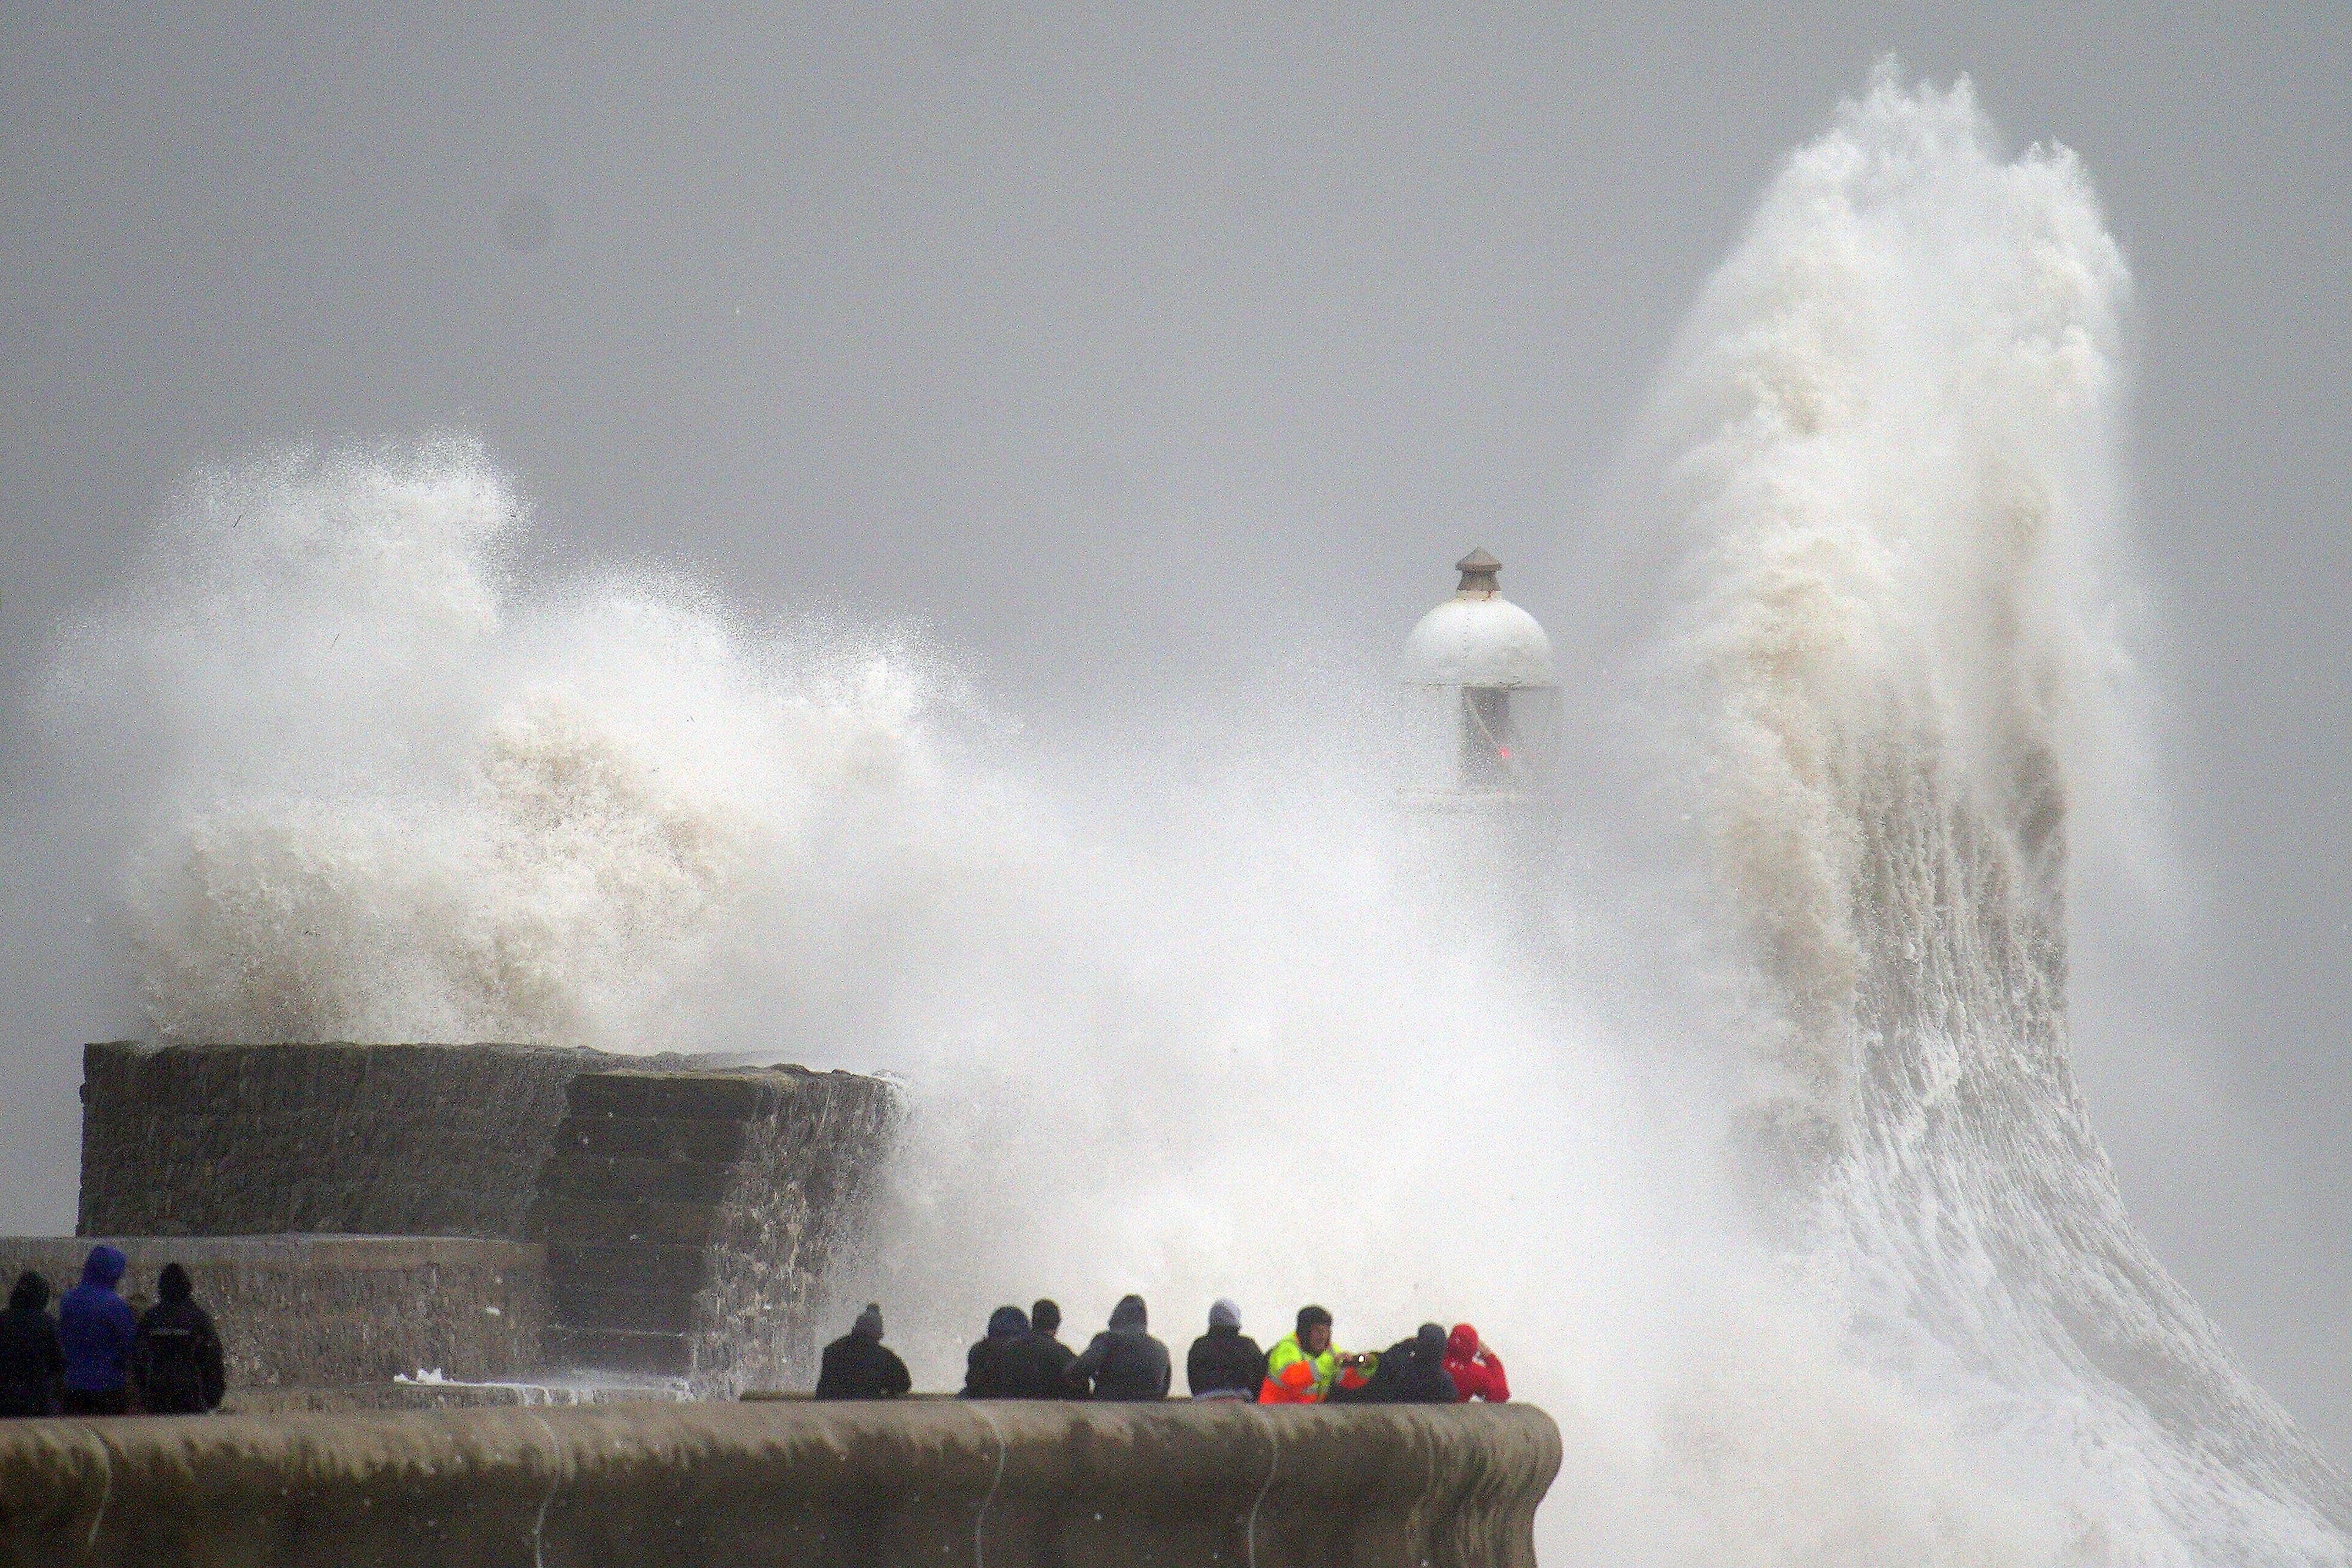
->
<box><xmin>1400</xmin><ymin>549</ymin><xmax>1557</xmax><ymax>688</ymax></box>
<box><xmin>1396</xmin><ymin>547</ymin><xmax>1561</xmax><ymax>805</ymax></box>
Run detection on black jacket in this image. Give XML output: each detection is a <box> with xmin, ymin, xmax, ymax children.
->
<box><xmin>1068</xmin><ymin>1326</ymin><xmax>1171</xmax><ymax>1402</ymax></box>
<box><xmin>1002</xmin><ymin>1333</ymin><xmax>1076</xmax><ymax>1399</ymax></box>
<box><xmin>962</xmin><ymin>1308</ymin><xmax>1034</xmax><ymax>1398</ymax></box>
<box><xmin>0</xmin><ymin>1306</ymin><xmax>64</xmax><ymax>1417</ymax></box>
<box><xmin>814</xmin><ymin>1333</ymin><xmax>911</xmax><ymax>1399</ymax></box>
<box><xmin>131</xmin><ymin>1299</ymin><xmax>226</xmax><ymax>1414</ymax></box>
<box><xmin>963</xmin><ymin>1336</ymin><xmax>1015</xmax><ymax>1397</ymax></box>
<box><xmin>1331</xmin><ymin>1330</ymin><xmax>1457</xmax><ymax>1405</ymax></box>
<box><xmin>1185</xmin><ymin>1326</ymin><xmax>1266</xmax><ymax>1399</ymax></box>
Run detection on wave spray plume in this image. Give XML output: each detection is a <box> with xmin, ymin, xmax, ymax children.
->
<box><xmin>1645</xmin><ymin>68</ymin><xmax>2349</xmax><ymax>1562</ymax></box>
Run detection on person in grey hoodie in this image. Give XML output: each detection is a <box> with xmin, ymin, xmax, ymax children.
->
<box><xmin>1065</xmin><ymin>1295</ymin><xmax>1171</xmax><ymax>1401</ymax></box>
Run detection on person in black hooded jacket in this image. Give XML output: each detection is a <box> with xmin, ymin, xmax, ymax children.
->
<box><xmin>960</xmin><ymin>1306</ymin><xmax>1032</xmax><ymax>1398</ymax></box>
<box><xmin>1065</xmin><ymin>1295</ymin><xmax>1170</xmax><ymax>1401</ymax></box>
<box><xmin>1185</xmin><ymin>1299</ymin><xmax>1265</xmax><ymax>1400</ymax></box>
<box><xmin>1329</xmin><ymin>1323</ymin><xmax>1457</xmax><ymax>1405</ymax></box>
<box><xmin>997</xmin><ymin>1298</ymin><xmax>1077</xmax><ymax>1399</ymax></box>
<box><xmin>977</xmin><ymin>1298</ymin><xmax>1078</xmax><ymax>1399</ymax></box>
<box><xmin>814</xmin><ymin>1304</ymin><xmax>912</xmax><ymax>1400</ymax></box>
<box><xmin>131</xmin><ymin>1262</ymin><xmax>226</xmax><ymax>1415</ymax></box>
<box><xmin>0</xmin><ymin>1271</ymin><xmax>65</xmax><ymax>1417</ymax></box>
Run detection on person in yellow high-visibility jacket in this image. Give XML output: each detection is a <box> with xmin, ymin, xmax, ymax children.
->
<box><xmin>1258</xmin><ymin>1306</ymin><xmax>1375</xmax><ymax>1403</ymax></box>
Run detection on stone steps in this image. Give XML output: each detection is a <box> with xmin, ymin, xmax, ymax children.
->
<box><xmin>528</xmin><ymin>1071</ymin><xmax>769</xmax><ymax>1380</ymax></box>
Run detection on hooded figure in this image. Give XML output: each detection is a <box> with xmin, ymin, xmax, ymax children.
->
<box><xmin>987</xmin><ymin>1300</ymin><xmax>1074</xmax><ymax>1400</ymax></box>
<box><xmin>0</xmin><ymin>1271</ymin><xmax>65</xmax><ymax>1417</ymax></box>
<box><xmin>1065</xmin><ymin>1295</ymin><xmax>1170</xmax><ymax>1401</ymax></box>
<box><xmin>131</xmin><ymin>1263</ymin><xmax>227</xmax><ymax>1415</ymax></box>
<box><xmin>1332</xmin><ymin>1323</ymin><xmax>1459</xmax><ymax>1405</ymax></box>
<box><xmin>1444</xmin><ymin>1323</ymin><xmax>1508</xmax><ymax>1402</ymax></box>
<box><xmin>960</xmin><ymin>1305</ymin><xmax>1033</xmax><ymax>1398</ymax></box>
<box><xmin>1186</xmin><ymin>1299</ymin><xmax>1266</xmax><ymax>1401</ymax></box>
<box><xmin>814</xmin><ymin>1303</ymin><xmax>911</xmax><ymax>1400</ymax></box>
<box><xmin>58</xmin><ymin>1246</ymin><xmax>138</xmax><ymax>1414</ymax></box>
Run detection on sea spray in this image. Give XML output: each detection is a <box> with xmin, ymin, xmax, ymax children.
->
<box><xmin>44</xmin><ymin>432</ymin><xmax>1661</xmax><ymax>1369</ymax></box>
<box><xmin>47</xmin><ymin>439</ymin><xmax>1016</xmax><ymax>1056</ymax></box>
<box><xmin>45</xmin><ymin>431</ymin><xmax>1697</xmax><ymax>1553</ymax></box>
<box><xmin>1641</xmin><ymin>68</ymin><xmax>2348</xmax><ymax>1561</ymax></box>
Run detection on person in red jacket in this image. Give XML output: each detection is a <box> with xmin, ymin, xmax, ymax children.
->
<box><xmin>1444</xmin><ymin>1323</ymin><xmax>1508</xmax><ymax>1402</ymax></box>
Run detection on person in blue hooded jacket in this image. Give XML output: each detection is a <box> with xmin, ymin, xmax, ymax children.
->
<box><xmin>58</xmin><ymin>1245</ymin><xmax>138</xmax><ymax>1415</ymax></box>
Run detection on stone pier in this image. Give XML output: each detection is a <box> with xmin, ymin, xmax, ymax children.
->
<box><xmin>0</xmin><ymin>1400</ymin><xmax>1560</xmax><ymax>1568</ymax></box>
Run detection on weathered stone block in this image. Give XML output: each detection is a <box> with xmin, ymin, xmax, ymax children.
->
<box><xmin>563</xmin><ymin>1114</ymin><xmax>747</xmax><ymax>1163</ymax></box>
<box><xmin>530</xmin><ymin>1198</ymin><xmax>717</xmax><ymax>1248</ymax></box>
<box><xmin>566</xmin><ymin>1073</ymin><xmax>766</xmax><ymax>1121</ymax></box>
<box><xmin>76</xmin><ymin>1042</ymin><xmax>612</xmax><ymax>1239</ymax></box>
<box><xmin>0</xmin><ymin>1236</ymin><xmax>546</xmax><ymax>1387</ymax></box>
<box><xmin>542</xmin><ymin>1326</ymin><xmax>693</xmax><ymax>1376</ymax></box>
<box><xmin>526</xmin><ymin>1065</ymin><xmax>900</xmax><ymax>1395</ymax></box>
<box><xmin>68</xmin><ymin>1042</ymin><xmax>900</xmax><ymax>1402</ymax></box>
<box><xmin>544</xmin><ymin>1243</ymin><xmax>705</xmax><ymax>1293</ymax></box>
<box><xmin>549</xmin><ymin>1279</ymin><xmax>700</xmax><ymax>1334</ymax></box>
<box><xmin>536</xmin><ymin>1153</ymin><xmax>739</xmax><ymax>1206</ymax></box>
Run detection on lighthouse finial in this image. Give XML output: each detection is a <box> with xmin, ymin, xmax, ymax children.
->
<box><xmin>1455</xmin><ymin>548</ymin><xmax>1501</xmax><ymax>597</ymax></box>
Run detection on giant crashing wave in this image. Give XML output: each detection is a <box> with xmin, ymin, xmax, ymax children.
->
<box><xmin>1646</xmin><ymin>68</ymin><xmax>2351</xmax><ymax>1563</ymax></box>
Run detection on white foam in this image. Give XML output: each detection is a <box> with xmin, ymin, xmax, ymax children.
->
<box><xmin>1641</xmin><ymin>65</ymin><xmax>2346</xmax><ymax>1564</ymax></box>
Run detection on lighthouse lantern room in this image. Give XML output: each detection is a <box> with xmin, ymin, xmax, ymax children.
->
<box><xmin>1398</xmin><ymin>549</ymin><xmax>1559</xmax><ymax>808</ymax></box>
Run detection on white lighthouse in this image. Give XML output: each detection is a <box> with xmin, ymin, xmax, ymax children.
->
<box><xmin>1398</xmin><ymin>549</ymin><xmax>1559</xmax><ymax>810</ymax></box>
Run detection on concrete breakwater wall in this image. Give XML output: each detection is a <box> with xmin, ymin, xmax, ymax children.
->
<box><xmin>69</xmin><ymin>1042</ymin><xmax>899</xmax><ymax>1389</ymax></box>
<box><xmin>0</xmin><ymin>1400</ymin><xmax>1558</xmax><ymax>1568</ymax></box>
<box><xmin>0</xmin><ymin>1236</ymin><xmax>545</xmax><ymax>1389</ymax></box>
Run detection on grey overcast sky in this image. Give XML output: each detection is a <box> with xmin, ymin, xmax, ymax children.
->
<box><xmin>2</xmin><ymin>1</ymin><xmax>2348</xmax><ymax>1450</ymax></box>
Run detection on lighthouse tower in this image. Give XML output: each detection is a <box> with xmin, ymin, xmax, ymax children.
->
<box><xmin>1398</xmin><ymin>549</ymin><xmax>1559</xmax><ymax>811</ymax></box>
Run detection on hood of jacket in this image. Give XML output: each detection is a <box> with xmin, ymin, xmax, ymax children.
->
<box><xmin>987</xmin><ymin>1305</ymin><xmax>1030</xmax><ymax>1339</ymax></box>
<box><xmin>80</xmin><ymin>1246</ymin><xmax>127</xmax><ymax>1290</ymax></box>
<box><xmin>1446</xmin><ymin>1323</ymin><xmax>1479</xmax><ymax>1360</ymax></box>
<box><xmin>8</xmin><ymin>1271</ymin><xmax>49</xmax><ymax>1312</ymax></box>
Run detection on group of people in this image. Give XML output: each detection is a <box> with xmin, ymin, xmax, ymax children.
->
<box><xmin>8</xmin><ymin>1249</ymin><xmax>1512</xmax><ymax>1416</ymax></box>
<box><xmin>0</xmin><ymin>1247</ymin><xmax>228</xmax><ymax>1417</ymax></box>
<box><xmin>815</xmin><ymin>1297</ymin><xmax>1509</xmax><ymax>1406</ymax></box>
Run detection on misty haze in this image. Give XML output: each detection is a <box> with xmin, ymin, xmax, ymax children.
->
<box><xmin>3</xmin><ymin>7</ymin><xmax>2349</xmax><ymax>1565</ymax></box>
